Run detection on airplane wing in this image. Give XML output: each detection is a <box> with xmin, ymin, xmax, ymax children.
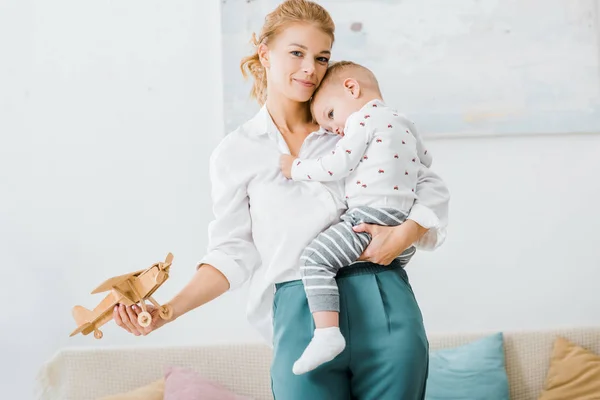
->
<box><xmin>70</xmin><ymin>322</ymin><xmax>92</xmax><ymax>337</ymax></box>
<box><xmin>91</xmin><ymin>269</ymin><xmax>146</xmax><ymax>294</ymax></box>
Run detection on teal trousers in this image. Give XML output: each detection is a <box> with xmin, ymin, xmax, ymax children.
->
<box><xmin>270</xmin><ymin>260</ymin><xmax>429</xmax><ymax>400</ymax></box>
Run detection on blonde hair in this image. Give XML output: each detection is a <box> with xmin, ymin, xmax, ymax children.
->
<box><xmin>240</xmin><ymin>0</ymin><xmax>335</xmax><ymax>105</ymax></box>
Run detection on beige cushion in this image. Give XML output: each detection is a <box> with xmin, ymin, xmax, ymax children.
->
<box><xmin>538</xmin><ymin>336</ymin><xmax>600</xmax><ymax>400</ymax></box>
<box><xmin>96</xmin><ymin>378</ymin><xmax>163</xmax><ymax>400</ymax></box>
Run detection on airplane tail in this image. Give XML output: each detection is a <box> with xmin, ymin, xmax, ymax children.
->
<box><xmin>162</xmin><ymin>252</ymin><xmax>174</xmax><ymax>270</ymax></box>
<box><xmin>72</xmin><ymin>305</ymin><xmax>93</xmax><ymax>327</ymax></box>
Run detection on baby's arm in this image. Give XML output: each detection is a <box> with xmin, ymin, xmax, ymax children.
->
<box><xmin>396</xmin><ymin>113</ymin><xmax>432</xmax><ymax>167</ymax></box>
<box><xmin>397</xmin><ymin>114</ymin><xmax>449</xmax><ymax>250</ymax></box>
<box><xmin>290</xmin><ymin>113</ymin><xmax>370</xmax><ymax>182</ymax></box>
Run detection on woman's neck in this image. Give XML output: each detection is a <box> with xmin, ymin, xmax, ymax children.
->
<box><xmin>265</xmin><ymin>93</ymin><xmax>315</xmax><ymax>136</ymax></box>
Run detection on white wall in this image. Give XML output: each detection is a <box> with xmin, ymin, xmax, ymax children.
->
<box><xmin>409</xmin><ymin>132</ymin><xmax>600</xmax><ymax>334</ymax></box>
<box><xmin>0</xmin><ymin>0</ymin><xmax>258</xmax><ymax>397</ymax></box>
<box><xmin>1</xmin><ymin>1</ymin><xmax>600</xmax><ymax>399</ymax></box>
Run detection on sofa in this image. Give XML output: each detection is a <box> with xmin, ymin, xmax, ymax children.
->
<box><xmin>36</xmin><ymin>326</ymin><xmax>600</xmax><ymax>400</ymax></box>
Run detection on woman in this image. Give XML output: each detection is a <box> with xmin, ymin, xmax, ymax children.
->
<box><xmin>114</xmin><ymin>1</ymin><xmax>449</xmax><ymax>398</ymax></box>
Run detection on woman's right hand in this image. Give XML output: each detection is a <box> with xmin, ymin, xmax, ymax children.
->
<box><xmin>113</xmin><ymin>303</ymin><xmax>170</xmax><ymax>336</ymax></box>
<box><xmin>112</xmin><ymin>264</ymin><xmax>229</xmax><ymax>336</ymax></box>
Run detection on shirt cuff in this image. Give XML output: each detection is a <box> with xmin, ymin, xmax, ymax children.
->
<box><xmin>290</xmin><ymin>158</ymin><xmax>303</xmax><ymax>181</ymax></box>
<box><xmin>407</xmin><ymin>203</ymin><xmax>446</xmax><ymax>251</ymax></box>
<box><xmin>197</xmin><ymin>250</ymin><xmax>247</xmax><ymax>290</ymax></box>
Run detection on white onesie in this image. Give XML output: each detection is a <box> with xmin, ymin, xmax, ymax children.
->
<box><xmin>291</xmin><ymin>99</ymin><xmax>429</xmax><ymax>215</ymax></box>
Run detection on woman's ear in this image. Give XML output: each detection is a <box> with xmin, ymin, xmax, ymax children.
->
<box><xmin>258</xmin><ymin>43</ymin><xmax>270</xmax><ymax>69</ymax></box>
<box><xmin>343</xmin><ymin>78</ymin><xmax>361</xmax><ymax>98</ymax></box>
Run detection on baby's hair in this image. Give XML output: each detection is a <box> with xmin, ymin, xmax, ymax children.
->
<box><xmin>312</xmin><ymin>60</ymin><xmax>380</xmax><ymax>100</ymax></box>
<box><xmin>239</xmin><ymin>0</ymin><xmax>335</xmax><ymax>105</ymax></box>
<box><xmin>310</xmin><ymin>60</ymin><xmax>380</xmax><ymax>117</ymax></box>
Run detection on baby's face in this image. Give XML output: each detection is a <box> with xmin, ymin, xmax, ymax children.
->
<box><xmin>312</xmin><ymin>85</ymin><xmax>361</xmax><ymax>136</ymax></box>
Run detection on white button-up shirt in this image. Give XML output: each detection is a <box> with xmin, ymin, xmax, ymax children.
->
<box><xmin>198</xmin><ymin>105</ymin><xmax>450</xmax><ymax>344</ymax></box>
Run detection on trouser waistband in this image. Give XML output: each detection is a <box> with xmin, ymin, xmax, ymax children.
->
<box><xmin>275</xmin><ymin>259</ymin><xmax>404</xmax><ymax>291</ymax></box>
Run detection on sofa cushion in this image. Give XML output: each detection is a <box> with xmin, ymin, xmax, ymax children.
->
<box><xmin>538</xmin><ymin>336</ymin><xmax>600</xmax><ymax>400</ymax></box>
<box><xmin>96</xmin><ymin>378</ymin><xmax>164</xmax><ymax>400</ymax></box>
<box><xmin>425</xmin><ymin>332</ymin><xmax>509</xmax><ymax>400</ymax></box>
<box><xmin>164</xmin><ymin>365</ymin><xmax>253</xmax><ymax>400</ymax></box>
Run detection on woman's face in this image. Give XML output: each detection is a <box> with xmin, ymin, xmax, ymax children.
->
<box><xmin>260</xmin><ymin>23</ymin><xmax>332</xmax><ymax>103</ymax></box>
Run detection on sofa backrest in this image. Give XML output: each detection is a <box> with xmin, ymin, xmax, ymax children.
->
<box><xmin>428</xmin><ymin>327</ymin><xmax>600</xmax><ymax>400</ymax></box>
<box><xmin>36</xmin><ymin>327</ymin><xmax>600</xmax><ymax>400</ymax></box>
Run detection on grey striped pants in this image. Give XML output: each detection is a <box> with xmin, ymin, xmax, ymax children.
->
<box><xmin>300</xmin><ymin>205</ymin><xmax>416</xmax><ymax>313</ymax></box>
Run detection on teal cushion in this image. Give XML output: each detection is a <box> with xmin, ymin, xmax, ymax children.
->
<box><xmin>425</xmin><ymin>332</ymin><xmax>510</xmax><ymax>400</ymax></box>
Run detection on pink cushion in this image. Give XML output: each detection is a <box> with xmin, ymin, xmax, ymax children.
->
<box><xmin>164</xmin><ymin>365</ymin><xmax>253</xmax><ymax>400</ymax></box>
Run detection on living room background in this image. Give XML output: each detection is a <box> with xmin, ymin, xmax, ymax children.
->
<box><xmin>1</xmin><ymin>0</ymin><xmax>599</xmax><ymax>398</ymax></box>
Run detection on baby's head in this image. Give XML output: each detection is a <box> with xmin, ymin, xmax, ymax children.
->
<box><xmin>311</xmin><ymin>60</ymin><xmax>381</xmax><ymax>135</ymax></box>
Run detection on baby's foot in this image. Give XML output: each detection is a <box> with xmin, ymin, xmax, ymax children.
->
<box><xmin>292</xmin><ymin>327</ymin><xmax>346</xmax><ymax>375</ymax></box>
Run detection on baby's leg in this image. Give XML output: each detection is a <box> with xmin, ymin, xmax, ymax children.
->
<box><xmin>293</xmin><ymin>219</ymin><xmax>368</xmax><ymax>375</ymax></box>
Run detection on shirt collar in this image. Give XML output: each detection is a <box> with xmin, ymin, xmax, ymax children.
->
<box><xmin>247</xmin><ymin>104</ymin><xmax>335</xmax><ymax>138</ymax></box>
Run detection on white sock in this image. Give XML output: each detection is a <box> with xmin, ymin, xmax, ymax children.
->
<box><xmin>292</xmin><ymin>327</ymin><xmax>346</xmax><ymax>375</ymax></box>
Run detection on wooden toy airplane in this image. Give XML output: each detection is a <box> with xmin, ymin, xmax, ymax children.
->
<box><xmin>69</xmin><ymin>252</ymin><xmax>174</xmax><ymax>339</ymax></box>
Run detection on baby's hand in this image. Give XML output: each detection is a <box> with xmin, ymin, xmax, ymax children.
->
<box><xmin>280</xmin><ymin>154</ymin><xmax>295</xmax><ymax>179</ymax></box>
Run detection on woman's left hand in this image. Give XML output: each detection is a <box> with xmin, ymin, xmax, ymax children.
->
<box><xmin>353</xmin><ymin>219</ymin><xmax>428</xmax><ymax>265</ymax></box>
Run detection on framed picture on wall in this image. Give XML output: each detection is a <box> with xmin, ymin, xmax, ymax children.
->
<box><xmin>221</xmin><ymin>0</ymin><xmax>600</xmax><ymax>138</ymax></box>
